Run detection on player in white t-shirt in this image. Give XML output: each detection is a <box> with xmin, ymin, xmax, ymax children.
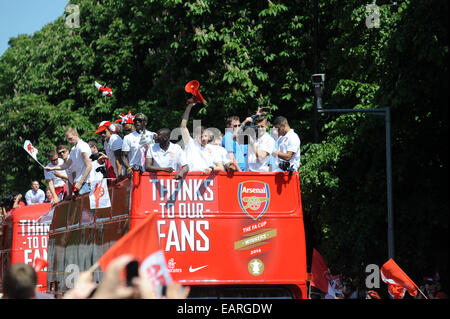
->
<box><xmin>122</xmin><ymin>113</ymin><xmax>155</xmax><ymax>174</ymax></box>
<box><xmin>271</xmin><ymin>116</ymin><xmax>301</xmax><ymax>171</ymax></box>
<box><xmin>244</xmin><ymin>116</ymin><xmax>276</xmax><ymax>172</ymax></box>
<box><xmin>94</xmin><ymin>121</ymin><xmax>124</xmax><ymax>177</ymax></box>
<box><xmin>179</xmin><ymin>99</ymin><xmax>229</xmax><ymax>174</ymax></box>
<box><xmin>44</xmin><ymin>150</ymin><xmax>68</xmax><ymax>204</ymax></box>
<box><xmin>211</xmin><ymin>134</ymin><xmax>239</xmax><ymax>172</ymax></box>
<box><xmin>145</xmin><ymin>128</ymin><xmax>189</xmax><ymax>179</ymax></box>
<box><xmin>45</xmin><ymin>128</ymin><xmax>95</xmax><ymax>195</ymax></box>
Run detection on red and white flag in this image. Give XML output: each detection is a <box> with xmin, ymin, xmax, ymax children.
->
<box><xmin>23</xmin><ymin>140</ymin><xmax>45</xmax><ymax>168</ymax></box>
<box><xmin>310</xmin><ymin>249</ymin><xmax>343</xmax><ymax>298</ymax></box>
<box><xmin>89</xmin><ymin>179</ymin><xmax>111</xmax><ymax>209</ymax></box>
<box><xmin>34</xmin><ymin>257</ymin><xmax>48</xmax><ymax>272</ymax></box>
<box><xmin>115</xmin><ymin>110</ymin><xmax>135</xmax><ymax>125</ymax></box>
<box><xmin>95</xmin><ymin>81</ymin><xmax>113</xmax><ymax>97</ymax></box>
<box><xmin>381</xmin><ymin>258</ymin><xmax>418</xmax><ymax>299</ymax></box>
<box><xmin>97</xmin><ymin>213</ymin><xmax>172</xmax><ymax>296</ymax></box>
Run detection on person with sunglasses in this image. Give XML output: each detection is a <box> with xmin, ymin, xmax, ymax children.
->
<box><xmin>222</xmin><ymin>116</ymin><xmax>246</xmax><ymax>172</ymax></box>
<box><xmin>43</xmin><ymin>150</ymin><xmax>68</xmax><ymax>204</ymax></box>
<box><xmin>55</xmin><ymin>145</ymin><xmax>75</xmax><ymax>200</ymax></box>
<box><xmin>94</xmin><ymin>121</ymin><xmax>124</xmax><ymax>178</ymax></box>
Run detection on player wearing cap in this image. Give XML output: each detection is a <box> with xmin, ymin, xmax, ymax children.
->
<box><xmin>95</xmin><ymin>121</ymin><xmax>124</xmax><ymax>177</ymax></box>
<box><xmin>121</xmin><ymin>113</ymin><xmax>156</xmax><ymax>174</ymax></box>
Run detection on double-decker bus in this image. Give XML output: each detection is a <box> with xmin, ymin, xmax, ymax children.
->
<box><xmin>44</xmin><ymin>170</ymin><xmax>307</xmax><ymax>298</ymax></box>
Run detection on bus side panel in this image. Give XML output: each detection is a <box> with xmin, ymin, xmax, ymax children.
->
<box><xmin>0</xmin><ymin>223</ymin><xmax>12</xmax><ymax>291</ymax></box>
<box><xmin>47</xmin><ymin>180</ymin><xmax>131</xmax><ymax>293</ymax></box>
<box><xmin>156</xmin><ymin>214</ymin><xmax>307</xmax><ymax>285</ymax></box>
<box><xmin>47</xmin><ymin>231</ymin><xmax>67</xmax><ymax>293</ymax></box>
<box><xmin>130</xmin><ymin>172</ymin><xmax>308</xmax><ymax>297</ymax></box>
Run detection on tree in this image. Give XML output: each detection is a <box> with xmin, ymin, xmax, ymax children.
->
<box><xmin>0</xmin><ymin>0</ymin><xmax>447</xmax><ymax>289</ymax></box>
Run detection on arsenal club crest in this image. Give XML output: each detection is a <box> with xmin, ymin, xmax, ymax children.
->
<box><xmin>238</xmin><ymin>181</ymin><xmax>270</xmax><ymax>220</ymax></box>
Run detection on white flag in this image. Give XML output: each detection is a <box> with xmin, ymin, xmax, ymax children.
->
<box><xmin>139</xmin><ymin>250</ymin><xmax>173</xmax><ymax>298</ymax></box>
<box><xmin>23</xmin><ymin>140</ymin><xmax>45</xmax><ymax>168</ymax></box>
<box><xmin>89</xmin><ymin>179</ymin><xmax>111</xmax><ymax>209</ymax></box>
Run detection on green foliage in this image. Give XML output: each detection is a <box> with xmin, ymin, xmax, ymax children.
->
<box><xmin>0</xmin><ymin>0</ymin><xmax>447</xmax><ymax>288</ymax></box>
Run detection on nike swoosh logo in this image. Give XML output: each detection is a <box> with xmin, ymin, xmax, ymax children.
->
<box><xmin>189</xmin><ymin>265</ymin><xmax>208</xmax><ymax>272</ymax></box>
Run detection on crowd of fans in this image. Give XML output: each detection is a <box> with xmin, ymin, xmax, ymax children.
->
<box><xmin>310</xmin><ymin>275</ymin><xmax>448</xmax><ymax>299</ymax></box>
<box><xmin>0</xmin><ymin>255</ymin><xmax>189</xmax><ymax>299</ymax></box>
<box><xmin>1</xmin><ymin>259</ymin><xmax>447</xmax><ymax>299</ymax></box>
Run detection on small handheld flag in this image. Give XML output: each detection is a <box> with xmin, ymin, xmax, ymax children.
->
<box><xmin>380</xmin><ymin>258</ymin><xmax>423</xmax><ymax>299</ymax></box>
<box><xmin>115</xmin><ymin>110</ymin><xmax>135</xmax><ymax>125</ymax></box>
<box><xmin>310</xmin><ymin>249</ymin><xmax>343</xmax><ymax>298</ymax></box>
<box><xmin>34</xmin><ymin>257</ymin><xmax>48</xmax><ymax>272</ymax></box>
<box><xmin>23</xmin><ymin>140</ymin><xmax>45</xmax><ymax>168</ymax></box>
<box><xmin>89</xmin><ymin>178</ymin><xmax>111</xmax><ymax>209</ymax></box>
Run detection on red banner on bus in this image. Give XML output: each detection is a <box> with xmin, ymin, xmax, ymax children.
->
<box><xmin>129</xmin><ymin>172</ymin><xmax>307</xmax><ymax>293</ymax></box>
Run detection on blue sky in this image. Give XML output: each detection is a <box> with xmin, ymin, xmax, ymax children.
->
<box><xmin>0</xmin><ymin>0</ymin><xmax>69</xmax><ymax>56</ymax></box>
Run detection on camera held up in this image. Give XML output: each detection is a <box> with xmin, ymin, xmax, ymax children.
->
<box><xmin>238</xmin><ymin>114</ymin><xmax>266</xmax><ymax>145</ymax></box>
<box><xmin>279</xmin><ymin>160</ymin><xmax>295</xmax><ymax>176</ymax></box>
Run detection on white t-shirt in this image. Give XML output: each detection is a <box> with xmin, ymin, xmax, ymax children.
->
<box><xmin>104</xmin><ymin>133</ymin><xmax>123</xmax><ymax>176</ymax></box>
<box><xmin>146</xmin><ymin>142</ymin><xmax>187</xmax><ymax>171</ymax></box>
<box><xmin>122</xmin><ymin>130</ymin><xmax>155</xmax><ymax>168</ymax></box>
<box><xmin>25</xmin><ymin>189</ymin><xmax>45</xmax><ymax>205</ymax></box>
<box><xmin>69</xmin><ymin>139</ymin><xmax>95</xmax><ymax>183</ymax></box>
<box><xmin>276</xmin><ymin>129</ymin><xmax>301</xmax><ymax>171</ymax></box>
<box><xmin>184</xmin><ymin>137</ymin><xmax>222</xmax><ymax>172</ymax></box>
<box><xmin>44</xmin><ymin>158</ymin><xmax>67</xmax><ymax>188</ymax></box>
<box><xmin>209</xmin><ymin>144</ymin><xmax>231</xmax><ymax>166</ymax></box>
<box><xmin>247</xmin><ymin>132</ymin><xmax>276</xmax><ymax>172</ymax></box>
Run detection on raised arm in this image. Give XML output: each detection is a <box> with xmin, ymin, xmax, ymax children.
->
<box><xmin>180</xmin><ymin>99</ymin><xmax>197</xmax><ymax>144</ymax></box>
<box><xmin>45</xmin><ymin>158</ymin><xmax>73</xmax><ymax>171</ymax></box>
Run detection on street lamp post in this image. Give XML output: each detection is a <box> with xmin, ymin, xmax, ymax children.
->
<box><xmin>311</xmin><ymin>0</ymin><xmax>395</xmax><ymax>261</ymax></box>
<box><xmin>316</xmin><ymin>106</ymin><xmax>395</xmax><ymax>259</ymax></box>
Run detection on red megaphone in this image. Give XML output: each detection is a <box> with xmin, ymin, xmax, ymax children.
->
<box><xmin>185</xmin><ymin>80</ymin><xmax>206</xmax><ymax>104</ymax></box>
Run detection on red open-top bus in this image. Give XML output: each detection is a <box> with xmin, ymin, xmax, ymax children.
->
<box><xmin>0</xmin><ymin>203</ymin><xmax>52</xmax><ymax>294</ymax></box>
<box><xmin>46</xmin><ymin>171</ymin><xmax>307</xmax><ymax>298</ymax></box>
